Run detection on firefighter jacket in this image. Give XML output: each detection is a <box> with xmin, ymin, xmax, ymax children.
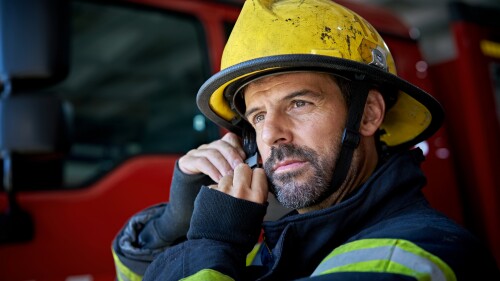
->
<box><xmin>112</xmin><ymin>149</ymin><xmax>500</xmax><ymax>280</ymax></box>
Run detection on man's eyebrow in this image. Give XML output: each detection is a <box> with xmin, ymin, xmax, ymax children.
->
<box><xmin>244</xmin><ymin>89</ymin><xmax>321</xmax><ymax>119</ymax></box>
<box><xmin>286</xmin><ymin>90</ymin><xmax>321</xmax><ymax>100</ymax></box>
<box><xmin>244</xmin><ymin>107</ymin><xmax>260</xmax><ymax>120</ymax></box>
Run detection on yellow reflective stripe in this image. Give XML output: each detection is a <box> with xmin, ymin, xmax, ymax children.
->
<box><xmin>312</xmin><ymin>238</ymin><xmax>456</xmax><ymax>281</ymax></box>
<box><xmin>246</xmin><ymin>243</ymin><xmax>262</xmax><ymax>266</ymax></box>
<box><xmin>112</xmin><ymin>248</ymin><xmax>143</xmax><ymax>281</ymax></box>
<box><xmin>112</xmin><ymin>242</ymin><xmax>260</xmax><ymax>281</ymax></box>
<box><xmin>180</xmin><ymin>269</ymin><xmax>234</xmax><ymax>281</ymax></box>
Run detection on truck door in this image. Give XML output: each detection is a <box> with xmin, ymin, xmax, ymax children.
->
<box><xmin>429</xmin><ymin>1</ymin><xmax>500</xmax><ymax>267</ymax></box>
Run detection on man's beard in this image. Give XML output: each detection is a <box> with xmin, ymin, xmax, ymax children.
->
<box><xmin>263</xmin><ymin>143</ymin><xmax>337</xmax><ymax>209</ymax></box>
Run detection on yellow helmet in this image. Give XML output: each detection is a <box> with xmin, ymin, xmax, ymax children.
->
<box><xmin>197</xmin><ymin>0</ymin><xmax>443</xmax><ymax>150</ymax></box>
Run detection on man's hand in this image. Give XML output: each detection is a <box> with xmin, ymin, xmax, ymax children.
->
<box><xmin>210</xmin><ymin>163</ymin><xmax>268</xmax><ymax>204</ymax></box>
<box><xmin>178</xmin><ymin>132</ymin><xmax>246</xmax><ymax>183</ymax></box>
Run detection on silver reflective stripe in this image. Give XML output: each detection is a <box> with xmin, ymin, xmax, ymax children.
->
<box><xmin>311</xmin><ymin>245</ymin><xmax>448</xmax><ymax>281</ymax></box>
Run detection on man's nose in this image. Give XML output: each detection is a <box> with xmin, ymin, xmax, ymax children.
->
<box><xmin>261</xmin><ymin>112</ymin><xmax>292</xmax><ymax>146</ymax></box>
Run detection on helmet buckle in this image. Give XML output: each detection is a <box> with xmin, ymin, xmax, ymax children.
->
<box><xmin>341</xmin><ymin>128</ymin><xmax>361</xmax><ymax>149</ymax></box>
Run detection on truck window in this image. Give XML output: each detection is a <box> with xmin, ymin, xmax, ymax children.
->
<box><xmin>50</xmin><ymin>1</ymin><xmax>218</xmax><ymax>188</ymax></box>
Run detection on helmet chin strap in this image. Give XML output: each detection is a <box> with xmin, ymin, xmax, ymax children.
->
<box><xmin>327</xmin><ymin>75</ymin><xmax>371</xmax><ymax>199</ymax></box>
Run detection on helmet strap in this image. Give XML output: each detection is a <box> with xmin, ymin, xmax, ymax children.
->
<box><xmin>329</xmin><ymin>75</ymin><xmax>370</xmax><ymax>195</ymax></box>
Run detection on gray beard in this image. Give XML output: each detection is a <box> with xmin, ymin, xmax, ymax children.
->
<box><xmin>264</xmin><ymin>143</ymin><xmax>336</xmax><ymax>209</ymax></box>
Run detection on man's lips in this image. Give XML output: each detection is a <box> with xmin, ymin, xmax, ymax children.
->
<box><xmin>273</xmin><ymin>159</ymin><xmax>308</xmax><ymax>173</ymax></box>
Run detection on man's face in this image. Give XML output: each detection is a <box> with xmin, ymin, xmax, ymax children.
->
<box><xmin>244</xmin><ymin>72</ymin><xmax>348</xmax><ymax>209</ymax></box>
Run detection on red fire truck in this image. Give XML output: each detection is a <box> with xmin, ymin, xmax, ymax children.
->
<box><xmin>1</xmin><ymin>1</ymin><xmax>499</xmax><ymax>280</ymax></box>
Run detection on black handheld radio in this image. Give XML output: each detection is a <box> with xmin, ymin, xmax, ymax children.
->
<box><xmin>242</xmin><ymin>124</ymin><xmax>260</xmax><ymax>169</ymax></box>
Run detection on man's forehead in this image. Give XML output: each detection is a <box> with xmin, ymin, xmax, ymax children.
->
<box><xmin>243</xmin><ymin>71</ymin><xmax>336</xmax><ymax>95</ymax></box>
<box><xmin>250</xmin><ymin>71</ymin><xmax>332</xmax><ymax>85</ymax></box>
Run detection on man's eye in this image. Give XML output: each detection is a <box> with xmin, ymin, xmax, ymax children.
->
<box><xmin>252</xmin><ymin>114</ymin><xmax>265</xmax><ymax>124</ymax></box>
<box><xmin>293</xmin><ymin>100</ymin><xmax>307</xmax><ymax>108</ymax></box>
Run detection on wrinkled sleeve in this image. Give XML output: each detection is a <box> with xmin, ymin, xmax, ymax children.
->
<box><xmin>142</xmin><ymin>187</ymin><xmax>268</xmax><ymax>281</ymax></box>
<box><xmin>111</xmin><ymin>161</ymin><xmax>213</xmax><ymax>280</ymax></box>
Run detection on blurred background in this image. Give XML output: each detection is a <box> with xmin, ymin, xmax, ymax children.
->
<box><xmin>355</xmin><ymin>0</ymin><xmax>500</xmax><ymax>64</ymax></box>
<box><xmin>1</xmin><ymin>0</ymin><xmax>499</xmax><ymax>280</ymax></box>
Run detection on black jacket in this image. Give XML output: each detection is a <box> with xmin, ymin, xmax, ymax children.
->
<box><xmin>113</xmin><ymin>149</ymin><xmax>500</xmax><ymax>280</ymax></box>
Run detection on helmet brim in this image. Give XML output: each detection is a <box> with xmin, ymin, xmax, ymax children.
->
<box><xmin>197</xmin><ymin>54</ymin><xmax>444</xmax><ymax>151</ymax></box>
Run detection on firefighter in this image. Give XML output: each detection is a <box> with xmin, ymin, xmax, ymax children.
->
<box><xmin>112</xmin><ymin>0</ymin><xmax>500</xmax><ymax>280</ymax></box>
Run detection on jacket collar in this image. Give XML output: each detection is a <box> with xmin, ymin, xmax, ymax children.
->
<box><xmin>260</xmin><ymin>148</ymin><xmax>427</xmax><ymax>278</ymax></box>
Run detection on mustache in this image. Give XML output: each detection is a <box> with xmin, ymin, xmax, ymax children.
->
<box><xmin>263</xmin><ymin>143</ymin><xmax>317</xmax><ymax>172</ymax></box>
<box><xmin>263</xmin><ymin>143</ymin><xmax>319</xmax><ymax>196</ymax></box>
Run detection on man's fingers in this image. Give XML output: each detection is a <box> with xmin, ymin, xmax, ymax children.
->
<box><xmin>178</xmin><ymin>133</ymin><xmax>246</xmax><ymax>181</ymax></box>
<box><xmin>217</xmin><ymin>172</ymin><xmax>234</xmax><ymax>193</ymax></box>
<box><xmin>251</xmin><ymin>168</ymin><xmax>268</xmax><ymax>202</ymax></box>
<box><xmin>231</xmin><ymin>164</ymin><xmax>268</xmax><ymax>204</ymax></box>
<box><xmin>232</xmin><ymin>164</ymin><xmax>252</xmax><ymax>191</ymax></box>
<box><xmin>221</xmin><ymin>132</ymin><xmax>246</xmax><ymax>159</ymax></box>
<box><xmin>179</xmin><ymin>150</ymin><xmax>228</xmax><ymax>182</ymax></box>
<box><xmin>213</xmin><ymin>135</ymin><xmax>245</xmax><ymax>169</ymax></box>
<box><xmin>195</xmin><ymin>133</ymin><xmax>244</xmax><ymax>171</ymax></box>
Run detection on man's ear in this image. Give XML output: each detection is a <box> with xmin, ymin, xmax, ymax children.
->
<box><xmin>360</xmin><ymin>89</ymin><xmax>385</xmax><ymax>137</ymax></box>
